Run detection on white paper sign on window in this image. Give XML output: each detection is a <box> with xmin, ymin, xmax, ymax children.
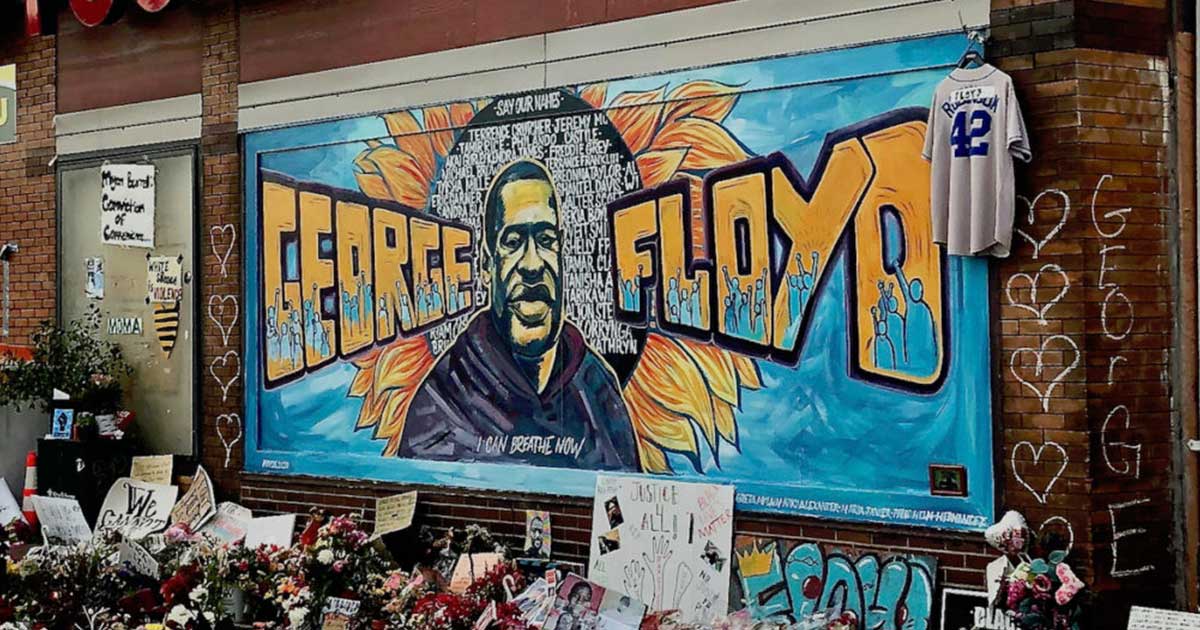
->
<box><xmin>146</xmin><ymin>255</ymin><xmax>183</xmax><ymax>303</ymax></box>
<box><xmin>100</xmin><ymin>163</ymin><xmax>156</xmax><ymax>249</ymax></box>
<box><xmin>588</xmin><ymin>476</ymin><xmax>734</xmax><ymax>625</ymax></box>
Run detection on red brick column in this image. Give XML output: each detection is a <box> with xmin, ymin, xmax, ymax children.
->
<box><xmin>0</xmin><ymin>34</ymin><xmax>56</xmax><ymax>346</ymax></box>
<box><xmin>992</xmin><ymin>0</ymin><xmax>1179</xmax><ymax>615</ymax></box>
<box><xmin>199</xmin><ymin>0</ymin><xmax>243</xmax><ymax>496</ymax></box>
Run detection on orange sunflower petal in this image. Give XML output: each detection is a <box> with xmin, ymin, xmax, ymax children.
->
<box><xmin>636</xmin><ymin>437</ymin><xmax>670</xmax><ymax>475</ymax></box>
<box><xmin>636</xmin><ymin>335</ymin><xmax>719</xmax><ymax>452</ymax></box>
<box><xmin>580</xmin><ymin>83</ymin><xmax>608</xmax><ymax>110</ymax></box>
<box><xmin>663</xmin><ymin>80</ymin><xmax>740</xmax><ymax>126</ymax></box>
<box><xmin>363</xmin><ymin>146</ymin><xmax>430</xmax><ymax>209</ymax></box>
<box><xmin>383</xmin><ymin>111</ymin><xmax>436</xmax><ymax>182</ymax></box>
<box><xmin>423</xmin><ymin>106</ymin><xmax>455</xmax><ymax>156</ymax></box>
<box><xmin>449</xmin><ymin>102</ymin><xmax>476</xmax><ymax>128</ymax></box>
<box><xmin>733</xmin><ymin>354</ymin><xmax>763</xmax><ymax>390</ymax></box>
<box><xmin>652</xmin><ymin>117</ymin><xmax>750</xmax><ymax>171</ymax></box>
<box><xmin>635</xmin><ymin>149</ymin><xmax>688</xmax><ymax>188</ymax></box>
<box><xmin>355</xmin><ymin>173</ymin><xmax>393</xmax><ymax>201</ymax></box>
<box><xmin>607</xmin><ymin>87</ymin><xmax>667</xmax><ymax>154</ymax></box>
<box><xmin>624</xmin><ymin>376</ymin><xmax>700</xmax><ymax>456</ymax></box>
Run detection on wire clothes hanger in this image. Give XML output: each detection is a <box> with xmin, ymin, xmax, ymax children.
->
<box><xmin>957</xmin><ymin>31</ymin><xmax>988</xmax><ymax>68</ymax></box>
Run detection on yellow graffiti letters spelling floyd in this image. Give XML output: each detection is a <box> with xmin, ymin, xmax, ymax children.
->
<box><xmin>610</xmin><ymin>114</ymin><xmax>946</xmax><ymax>388</ymax></box>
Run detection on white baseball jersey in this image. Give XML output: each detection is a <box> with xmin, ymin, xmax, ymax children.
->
<box><xmin>922</xmin><ymin>64</ymin><xmax>1032</xmax><ymax>257</ymax></box>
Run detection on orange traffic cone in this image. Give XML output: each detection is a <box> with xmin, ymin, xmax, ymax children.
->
<box><xmin>21</xmin><ymin>450</ymin><xmax>36</xmax><ymax>526</ymax></box>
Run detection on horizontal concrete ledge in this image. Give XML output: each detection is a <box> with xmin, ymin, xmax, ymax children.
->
<box><xmin>237</xmin><ymin>0</ymin><xmax>988</xmax><ymax>131</ymax></box>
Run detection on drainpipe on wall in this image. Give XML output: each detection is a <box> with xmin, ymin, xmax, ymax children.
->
<box><xmin>0</xmin><ymin>243</ymin><xmax>17</xmax><ymax>338</ymax></box>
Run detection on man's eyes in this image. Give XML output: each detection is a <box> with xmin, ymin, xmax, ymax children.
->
<box><xmin>535</xmin><ymin>232</ymin><xmax>558</xmax><ymax>249</ymax></box>
<box><xmin>500</xmin><ymin>233</ymin><xmax>524</xmax><ymax>250</ymax></box>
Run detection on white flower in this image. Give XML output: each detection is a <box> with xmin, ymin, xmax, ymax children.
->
<box><xmin>167</xmin><ymin>604</ymin><xmax>195</xmax><ymax>624</ymax></box>
<box><xmin>288</xmin><ymin>606</ymin><xmax>310</xmax><ymax>626</ymax></box>
<box><xmin>189</xmin><ymin>584</ymin><xmax>208</xmax><ymax>602</ymax></box>
<box><xmin>203</xmin><ymin>611</ymin><xmax>216</xmax><ymax>623</ymax></box>
<box><xmin>317</xmin><ymin>549</ymin><xmax>335</xmax><ymax>564</ymax></box>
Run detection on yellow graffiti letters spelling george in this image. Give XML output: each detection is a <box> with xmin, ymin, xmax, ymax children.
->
<box><xmin>609</xmin><ymin>114</ymin><xmax>945</xmax><ymax>388</ymax></box>
<box><xmin>260</xmin><ymin>174</ymin><xmax>474</xmax><ymax>386</ymax></box>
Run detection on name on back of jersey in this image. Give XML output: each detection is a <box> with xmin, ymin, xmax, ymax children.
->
<box><xmin>941</xmin><ymin>85</ymin><xmax>998</xmax><ymax>117</ymax></box>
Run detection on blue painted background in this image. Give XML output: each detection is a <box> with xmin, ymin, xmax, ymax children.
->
<box><xmin>242</xmin><ymin>33</ymin><xmax>995</xmax><ymax>530</ymax></box>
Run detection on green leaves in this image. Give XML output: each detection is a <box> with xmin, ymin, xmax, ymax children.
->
<box><xmin>0</xmin><ymin>304</ymin><xmax>132</xmax><ymax>413</ymax></box>
<box><xmin>1048</xmin><ymin>550</ymin><xmax>1067</xmax><ymax>565</ymax></box>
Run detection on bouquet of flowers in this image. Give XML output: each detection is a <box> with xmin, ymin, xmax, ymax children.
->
<box><xmin>986</xmin><ymin>511</ymin><xmax>1087</xmax><ymax>630</ymax></box>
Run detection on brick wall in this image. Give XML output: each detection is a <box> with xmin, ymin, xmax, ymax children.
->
<box><xmin>0</xmin><ymin>34</ymin><xmax>55</xmax><ymax>346</ymax></box>
<box><xmin>990</xmin><ymin>0</ymin><xmax>1179</xmax><ymax>621</ymax></box>
<box><xmin>0</xmin><ymin>0</ymin><xmax>1189</xmax><ymax>620</ymax></box>
<box><xmin>234</xmin><ymin>2</ymin><xmax>1186</xmax><ymax>622</ymax></box>
<box><xmin>198</xmin><ymin>0</ymin><xmax>243</xmax><ymax>497</ymax></box>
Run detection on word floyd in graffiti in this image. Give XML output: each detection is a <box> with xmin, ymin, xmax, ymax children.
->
<box><xmin>734</xmin><ymin>540</ymin><xmax>934</xmax><ymax>630</ymax></box>
<box><xmin>610</xmin><ymin>112</ymin><xmax>948</xmax><ymax>389</ymax></box>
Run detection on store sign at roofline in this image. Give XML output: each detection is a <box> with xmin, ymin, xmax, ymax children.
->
<box><xmin>24</xmin><ymin>0</ymin><xmax>173</xmax><ymax>36</ymax></box>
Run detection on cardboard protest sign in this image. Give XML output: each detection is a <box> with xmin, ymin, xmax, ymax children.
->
<box><xmin>130</xmin><ymin>455</ymin><xmax>173</xmax><ymax>486</ymax></box>
<box><xmin>170</xmin><ymin>465</ymin><xmax>216</xmax><ymax>530</ymax></box>
<box><xmin>545</xmin><ymin>574</ymin><xmax>646</xmax><ymax>630</ymax></box>
<box><xmin>588</xmin><ymin>476</ymin><xmax>734</xmax><ymax>625</ymax></box>
<box><xmin>146</xmin><ymin>255</ymin><xmax>183</xmax><ymax>303</ymax></box>
<box><xmin>941</xmin><ymin>588</ymin><xmax>1015</xmax><ymax>630</ymax></box>
<box><xmin>198</xmin><ymin>501</ymin><xmax>251</xmax><ymax>544</ymax></box>
<box><xmin>449</xmin><ymin>552</ymin><xmax>504</xmax><ymax>593</ymax></box>
<box><xmin>95</xmin><ymin>477</ymin><xmax>177</xmax><ymax>539</ymax></box>
<box><xmin>117</xmin><ymin>540</ymin><xmax>160</xmax><ymax>579</ymax></box>
<box><xmin>321</xmin><ymin>597</ymin><xmax>361</xmax><ymax>630</ymax></box>
<box><xmin>524</xmin><ymin>510</ymin><xmax>551</xmax><ymax>559</ymax></box>
<box><xmin>372</xmin><ymin>491</ymin><xmax>416</xmax><ymax>538</ymax></box>
<box><xmin>101</xmin><ymin>163</ymin><xmax>155</xmax><ymax>248</ymax></box>
<box><xmin>245</xmin><ymin>513</ymin><xmax>295</xmax><ymax>549</ymax></box>
<box><xmin>1128</xmin><ymin>605</ymin><xmax>1200</xmax><ymax>630</ymax></box>
<box><xmin>0</xmin><ymin>479</ymin><xmax>23</xmax><ymax>525</ymax></box>
<box><xmin>33</xmin><ymin>495</ymin><xmax>92</xmax><ymax>546</ymax></box>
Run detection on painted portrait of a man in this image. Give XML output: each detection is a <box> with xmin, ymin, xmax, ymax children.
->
<box><xmin>397</xmin><ymin>159</ymin><xmax>640</xmax><ymax>471</ymax></box>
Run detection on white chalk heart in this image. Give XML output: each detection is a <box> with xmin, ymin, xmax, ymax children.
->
<box><xmin>216</xmin><ymin>413</ymin><xmax>242</xmax><ymax>467</ymax></box>
<box><xmin>1037</xmin><ymin>515</ymin><xmax>1075</xmax><ymax>556</ymax></box>
<box><xmin>1009</xmin><ymin>334</ymin><xmax>1080</xmax><ymax>412</ymax></box>
<box><xmin>1015</xmin><ymin>189</ymin><xmax>1070</xmax><ymax>259</ymax></box>
<box><xmin>209</xmin><ymin>224</ymin><xmax>236</xmax><ymax>278</ymax></box>
<box><xmin>1011</xmin><ymin>441</ymin><xmax>1068</xmax><ymax>504</ymax></box>
<box><xmin>1005</xmin><ymin>263</ymin><xmax>1069</xmax><ymax>325</ymax></box>
<box><xmin>209</xmin><ymin>351</ymin><xmax>241</xmax><ymax>403</ymax></box>
<box><xmin>207</xmin><ymin>294</ymin><xmax>239</xmax><ymax>347</ymax></box>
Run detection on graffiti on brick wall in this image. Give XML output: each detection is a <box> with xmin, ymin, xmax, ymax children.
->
<box><xmin>731</xmin><ymin>537</ymin><xmax>935</xmax><ymax>629</ymax></box>
<box><xmin>242</xmin><ymin>34</ymin><xmax>996</xmax><ymax>529</ymax></box>
<box><xmin>1008</xmin><ymin>173</ymin><xmax>1159</xmax><ymax>580</ymax></box>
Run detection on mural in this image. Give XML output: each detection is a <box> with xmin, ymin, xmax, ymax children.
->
<box><xmin>731</xmin><ymin>536</ymin><xmax>936</xmax><ymax>629</ymax></box>
<box><xmin>243</xmin><ymin>34</ymin><xmax>995</xmax><ymax>530</ymax></box>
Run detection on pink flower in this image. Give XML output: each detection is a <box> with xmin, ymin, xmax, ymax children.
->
<box><xmin>1006</xmin><ymin>580</ymin><xmax>1026</xmax><ymax>609</ymax></box>
<box><xmin>1033</xmin><ymin>574</ymin><xmax>1052</xmax><ymax>594</ymax></box>
<box><xmin>332</xmin><ymin>560</ymin><xmax>347</xmax><ymax>573</ymax></box>
<box><xmin>1055</xmin><ymin>564</ymin><xmax>1084</xmax><ymax>605</ymax></box>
